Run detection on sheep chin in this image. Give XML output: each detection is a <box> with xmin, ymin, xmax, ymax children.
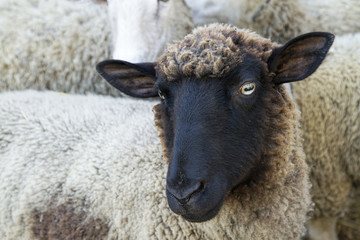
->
<box><xmin>181</xmin><ymin>198</ymin><xmax>225</xmax><ymax>223</ymax></box>
<box><xmin>166</xmin><ymin>183</ymin><xmax>227</xmax><ymax>223</ymax></box>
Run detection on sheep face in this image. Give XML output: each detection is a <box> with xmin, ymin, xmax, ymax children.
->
<box><xmin>154</xmin><ymin>59</ymin><xmax>273</xmax><ymax>222</ymax></box>
<box><xmin>108</xmin><ymin>0</ymin><xmax>193</xmax><ymax>62</ymax></box>
<box><xmin>97</xmin><ymin>24</ymin><xmax>334</xmax><ymax>222</ymax></box>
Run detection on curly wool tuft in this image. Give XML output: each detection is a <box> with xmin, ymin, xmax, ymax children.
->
<box><xmin>157</xmin><ymin>23</ymin><xmax>277</xmax><ymax>81</ymax></box>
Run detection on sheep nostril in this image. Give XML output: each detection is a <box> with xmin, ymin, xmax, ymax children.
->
<box><xmin>167</xmin><ymin>182</ymin><xmax>204</xmax><ymax>205</ymax></box>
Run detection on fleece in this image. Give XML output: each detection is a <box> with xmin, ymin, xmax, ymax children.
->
<box><xmin>292</xmin><ymin>33</ymin><xmax>360</xmax><ymax>239</ymax></box>
<box><xmin>185</xmin><ymin>0</ymin><xmax>360</xmax><ymax>44</ymax></box>
<box><xmin>0</xmin><ymin>90</ymin><xmax>311</xmax><ymax>239</ymax></box>
<box><xmin>0</xmin><ymin>0</ymin><xmax>120</xmax><ymax>96</ymax></box>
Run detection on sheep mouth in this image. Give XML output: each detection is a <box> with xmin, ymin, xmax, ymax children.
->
<box><xmin>180</xmin><ymin>200</ymin><xmax>224</xmax><ymax>222</ymax></box>
<box><xmin>166</xmin><ymin>184</ymin><xmax>227</xmax><ymax>223</ymax></box>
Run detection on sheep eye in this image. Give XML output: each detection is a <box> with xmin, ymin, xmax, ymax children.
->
<box><xmin>239</xmin><ymin>82</ymin><xmax>256</xmax><ymax>96</ymax></box>
<box><xmin>158</xmin><ymin>89</ymin><xmax>166</xmax><ymax>100</ymax></box>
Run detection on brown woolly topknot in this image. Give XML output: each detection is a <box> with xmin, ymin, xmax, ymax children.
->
<box><xmin>158</xmin><ymin>23</ymin><xmax>277</xmax><ymax>81</ymax></box>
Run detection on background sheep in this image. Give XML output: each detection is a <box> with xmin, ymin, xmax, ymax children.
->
<box><xmin>0</xmin><ymin>0</ymin><xmax>118</xmax><ymax>95</ymax></box>
<box><xmin>185</xmin><ymin>0</ymin><xmax>360</xmax><ymax>43</ymax></box>
<box><xmin>105</xmin><ymin>0</ymin><xmax>360</xmax><ymax>66</ymax></box>
<box><xmin>2</xmin><ymin>0</ymin><xmax>358</xmax><ymax>95</ymax></box>
<box><xmin>108</xmin><ymin>0</ymin><xmax>193</xmax><ymax>62</ymax></box>
<box><xmin>0</xmin><ymin>0</ymin><xmax>194</xmax><ymax>95</ymax></box>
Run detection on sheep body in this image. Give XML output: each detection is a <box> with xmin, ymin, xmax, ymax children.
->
<box><xmin>0</xmin><ymin>90</ymin><xmax>168</xmax><ymax>239</ymax></box>
<box><xmin>243</xmin><ymin>0</ymin><xmax>360</xmax><ymax>43</ymax></box>
<box><xmin>0</xmin><ymin>87</ymin><xmax>311</xmax><ymax>239</ymax></box>
<box><xmin>185</xmin><ymin>0</ymin><xmax>360</xmax><ymax>43</ymax></box>
<box><xmin>0</xmin><ymin>0</ymin><xmax>118</xmax><ymax>96</ymax></box>
<box><xmin>292</xmin><ymin>32</ymin><xmax>360</xmax><ymax>239</ymax></box>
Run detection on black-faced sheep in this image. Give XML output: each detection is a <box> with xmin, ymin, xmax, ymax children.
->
<box><xmin>98</xmin><ymin>25</ymin><xmax>360</xmax><ymax>239</ymax></box>
<box><xmin>97</xmin><ymin>24</ymin><xmax>335</xmax><ymax>239</ymax></box>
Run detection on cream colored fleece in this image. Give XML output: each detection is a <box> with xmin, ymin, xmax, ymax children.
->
<box><xmin>292</xmin><ymin>33</ymin><xmax>360</xmax><ymax>239</ymax></box>
<box><xmin>0</xmin><ymin>90</ymin><xmax>310</xmax><ymax>239</ymax></box>
<box><xmin>0</xmin><ymin>0</ymin><xmax>119</xmax><ymax>96</ymax></box>
<box><xmin>186</xmin><ymin>0</ymin><xmax>360</xmax><ymax>43</ymax></box>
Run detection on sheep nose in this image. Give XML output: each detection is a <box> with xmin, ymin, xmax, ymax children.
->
<box><xmin>166</xmin><ymin>181</ymin><xmax>204</xmax><ymax>205</ymax></box>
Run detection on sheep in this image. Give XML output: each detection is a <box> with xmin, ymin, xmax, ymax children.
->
<box><xmin>108</xmin><ymin>0</ymin><xmax>193</xmax><ymax>62</ymax></box>
<box><xmin>96</xmin><ymin>24</ymin><xmax>339</xmax><ymax>239</ymax></box>
<box><xmin>98</xmin><ymin>25</ymin><xmax>360</xmax><ymax>239</ymax></box>
<box><xmin>185</xmin><ymin>0</ymin><xmax>360</xmax><ymax>43</ymax></box>
<box><xmin>105</xmin><ymin>0</ymin><xmax>359</xmax><ymax>69</ymax></box>
<box><xmin>0</xmin><ymin>0</ymin><xmax>119</xmax><ymax>96</ymax></box>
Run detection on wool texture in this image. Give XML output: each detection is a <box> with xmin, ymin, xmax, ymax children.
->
<box><xmin>292</xmin><ymin>33</ymin><xmax>360</xmax><ymax>239</ymax></box>
<box><xmin>0</xmin><ymin>89</ymin><xmax>310</xmax><ymax>239</ymax></box>
<box><xmin>185</xmin><ymin>0</ymin><xmax>360</xmax><ymax>44</ymax></box>
<box><xmin>239</xmin><ymin>0</ymin><xmax>360</xmax><ymax>43</ymax></box>
<box><xmin>0</xmin><ymin>0</ymin><xmax>120</xmax><ymax>96</ymax></box>
<box><xmin>108</xmin><ymin>0</ymin><xmax>194</xmax><ymax>62</ymax></box>
<box><xmin>158</xmin><ymin>24</ymin><xmax>276</xmax><ymax>81</ymax></box>
<box><xmin>0</xmin><ymin>91</ymin><xmax>166</xmax><ymax>239</ymax></box>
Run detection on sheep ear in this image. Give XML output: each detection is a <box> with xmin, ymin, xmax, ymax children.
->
<box><xmin>96</xmin><ymin>60</ymin><xmax>158</xmax><ymax>98</ymax></box>
<box><xmin>268</xmin><ymin>32</ymin><xmax>335</xmax><ymax>85</ymax></box>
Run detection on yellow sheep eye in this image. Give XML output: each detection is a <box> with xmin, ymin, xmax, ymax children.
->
<box><xmin>240</xmin><ymin>82</ymin><xmax>256</xmax><ymax>95</ymax></box>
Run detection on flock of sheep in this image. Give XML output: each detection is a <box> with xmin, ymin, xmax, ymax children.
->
<box><xmin>0</xmin><ymin>0</ymin><xmax>359</xmax><ymax>239</ymax></box>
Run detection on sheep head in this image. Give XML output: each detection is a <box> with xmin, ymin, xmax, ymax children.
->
<box><xmin>108</xmin><ymin>0</ymin><xmax>193</xmax><ymax>62</ymax></box>
<box><xmin>97</xmin><ymin>24</ymin><xmax>334</xmax><ymax>222</ymax></box>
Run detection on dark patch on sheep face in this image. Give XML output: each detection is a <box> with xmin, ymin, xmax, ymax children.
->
<box><xmin>31</xmin><ymin>197</ymin><xmax>110</xmax><ymax>240</ymax></box>
<box><xmin>155</xmin><ymin>54</ymin><xmax>274</xmax><ymax>222</ymax></box>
